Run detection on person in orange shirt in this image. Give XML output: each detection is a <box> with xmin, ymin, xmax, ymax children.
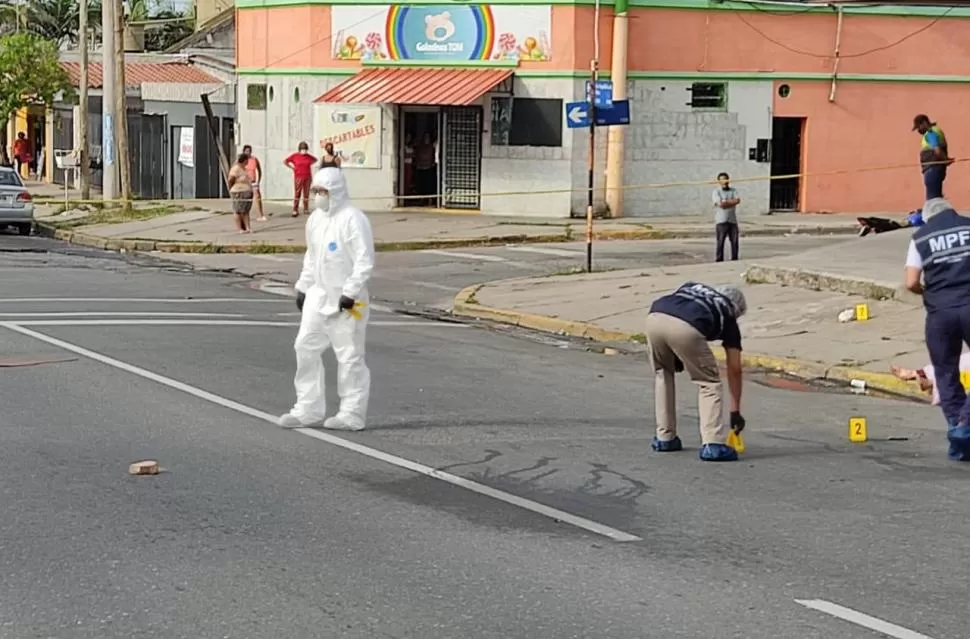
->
<box><xmin>12</xmin><ymin>132</ymin><xmax>30</xmax><ymax>177</ymax></box>
<box><xmin>242</xmin><ymin>145</ymin><xmax>266</xmax><ymax>221</ymax></box>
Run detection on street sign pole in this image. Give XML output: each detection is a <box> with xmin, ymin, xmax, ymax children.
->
<box><xmin>586</xmin><ymin>58</ymin><xmax>598</xmax><ymax>274</ymax></box>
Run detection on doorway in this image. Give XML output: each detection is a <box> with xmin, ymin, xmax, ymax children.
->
<box><xmin>399</xmin><ymin>108</ymin><xmax>440</xmax><ymax>207</ymax></box>
<box><xmin>770</xmin><ymin>116</ymin><xmax>804</xmax><ymax>211</ymax></box>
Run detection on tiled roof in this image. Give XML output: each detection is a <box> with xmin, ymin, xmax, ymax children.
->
<box><xmin>60</xmin><ymin>61</ymin><xmax>220</xmax><ymax>88</ymax></box>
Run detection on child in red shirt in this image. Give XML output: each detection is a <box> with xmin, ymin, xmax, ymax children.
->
<box><xmin>284</xmin><ymin>142</ymin><xmax>317</xmax><ymax>216</ymax></box>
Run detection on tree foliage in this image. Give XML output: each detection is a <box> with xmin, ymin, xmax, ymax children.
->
<box><xmin>0</xmin><ymin>0</ymin><xmax>103</xmax><ymax>47</ymax></box>
<box><xmin>0</xmin><ymin>32</ymin><xmax>73</xmax><ymax>118</ymax></box>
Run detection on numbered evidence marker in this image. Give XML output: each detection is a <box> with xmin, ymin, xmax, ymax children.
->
<box><xmin>961</xmin><ymin>371</ymin><xmax>970</xmax><ymax>390</ymax></box>
<box><xmin>848</xmin><ymin>417</ymin><xmax>868</xmax><ymax>443</ymax></box>
<box><xmin>854</xmin><ymin>303</ymin><xmax>870</xmax><ymax>321</ymax></box>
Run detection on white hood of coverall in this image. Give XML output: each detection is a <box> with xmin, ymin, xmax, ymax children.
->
<box><xmin>294</xmin><ymin>167</ymin><xmax>375</xmax><ymax>316</ymax></box>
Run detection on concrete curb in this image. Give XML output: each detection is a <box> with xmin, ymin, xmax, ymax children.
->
<box><xmin>452</xmin><ymin>283</ymin><xmax>929</xmax><ymax>403</ymax></box>
<box><xmin>36</xmin><ymin>221</ymin><xmax>861</xmax><ymax>255</ymax></box>
<box><xmin>744</xmin><ymin>264</ymin><xmax>922</xmax><ymax>305</ymax></box>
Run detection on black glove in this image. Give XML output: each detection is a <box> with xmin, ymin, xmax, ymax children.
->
<box><xmin>296</xmin><ymin>292</ymin><xmax>306</xmax><ymax>312</ymax></box>
<box><xmin>730</xmin><ymin>411</ymin><xmax>746</xmax><ymax>434</ymax></box>
<box><xmin>338</xmin><ymin>295</ymin><xmax>355</xmax><ymax>311</ymax></box>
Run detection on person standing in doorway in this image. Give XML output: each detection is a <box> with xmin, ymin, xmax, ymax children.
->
<box><xmin>319</xmin><ymin>142</ymin><xmax>342</xmax><ymax>169</ymax></box>
<box><xmin>12</xmin><ymin>132</ymin><xmax>30</xmax><ymax>179</ymax></box>
<box><xmin>242</xmin><ymin>145</ymin><xmax>266</xmax><ymax>222</ymax></box>
<box><xmin>712</xmin><ymin>172</ymin><xmax>741</xmax><ymax>262</ymax></box>
<box><xmin>913</xmin><ymin>114</ymin><xmax>951</xmax><ymax>201</ymax></box>
<box><xmin>285</xmin><ymin>141</ymin><xmax>317</xmax><ymax>217</ymax></box>
<box><xmin>227</xmin><ymin>153</ymin><xmax>255</xmax><ymax>234</ymax></box>
<box><xmin>414</xmin><ymin>132</ymin><xmax>437</xmax><ymax>207</ymax></box>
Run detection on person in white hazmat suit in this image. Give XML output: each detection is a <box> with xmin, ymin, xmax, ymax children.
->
<box><xmin>279</xmin><ymin>167</ymin><xmax>376</xmax><ymax>431</ymax></box>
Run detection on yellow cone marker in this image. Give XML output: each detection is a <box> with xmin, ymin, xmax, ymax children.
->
<box><xmin>727</xmin><ymin>430</ymin><xmax>745</xmax><ymax>453</ymax></box>
<box><xmin>348</xmin><ymin>301</ymin><xmax>368</xmax><ymax>320</ymax></box>
<box><xmin>849</xmin><ymin>416</ymin><xmax>868</xmax><ymax>443</ymax></box>
<box><xmin>854</xmin><ymin>303</ymin><xmax>870</xmax><ymax>321</ymax></box>
<box><xmin>961</xmin><ymin>371</ymin><xmax>970</xmax><ymax>391</ymax></box>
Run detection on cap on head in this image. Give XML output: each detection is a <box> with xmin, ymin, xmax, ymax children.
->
<box><xmin>922</xmin><ymin>197</ymin><xmax>954</xmax><ymax>220</ymax></box>
<box><xmin>913</xmin><ymin>114</ymin><xmax>931</xmax><ymax>131</ymax></box>
<box><xmin>715</xmin><ymin>285</ymin><xmax>747</xmax><ymax>318</ymax></box>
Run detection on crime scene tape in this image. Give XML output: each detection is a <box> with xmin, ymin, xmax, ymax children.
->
<box><xmin>33</xmin><ymin>156</ymin><xmax>964</xmax><ymax>207</ymax></box>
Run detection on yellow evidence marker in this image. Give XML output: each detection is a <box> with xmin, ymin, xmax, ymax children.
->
<box><xmin>347</xmin><ymin>301</ymin><xmax>368</xmax><ymax>320</ymax></box>
<box><xmin>854</xmin><ymin>303</ymin><xmax>870</xmax><ymax>321</ymax></box>
<box><xmin>961</xmin><ymin>371</ymin><xmax>970</xmax><ymax>390</ymax></box>
<box><xmin>849</xmin><ymin>416</ymin><xmax>868</xmax><ymax>443</ymax></box>
<box><xmin>727</xmin><ymin>430</ymin><xmax>746</xmax><ymax>453</ymax></box>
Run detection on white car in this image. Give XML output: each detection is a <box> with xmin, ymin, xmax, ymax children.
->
<box><xmin>0</xmin><ymin>166</ymin><xmax>33</xmax><ymax>235</ymax></box>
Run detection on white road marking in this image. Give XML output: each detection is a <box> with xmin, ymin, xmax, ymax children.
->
<box><xmin>421</xmin><ymin>249</ymin><xmax>508</xmax><ymax>263</ymax></box>
<box><xmin>0</xmin><ymin>297</ymin><xmax>288</xmax><ymax>304</ymax></box>
<box><xmin>795</xmin><ymin>599</ymin><xmax>937</xmax><ymax>639</ymax></box>
<box><xmin>506</xmin><ymin>245</ymin><xmax>584</xmax><ymax>257</ymax></box>
<box><xmin>1</xmin><ymin>322</ymin><xmax>637</xmax><ymax>543</ymax></box>
<box><xmin>0</xmin><ymin>312</ymin><xmax>246</xmax><ymax>318</ymax></box>
<box><xmin>7</xmin><ymin>319</ymin><xmax>466</xmax><ymax>328</ymax></box>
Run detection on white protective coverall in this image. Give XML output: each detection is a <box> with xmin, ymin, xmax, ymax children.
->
<box><xmin>279</xmin><ymin>167</ymin><xmax>375</xmax><ymax>430</ymax></box>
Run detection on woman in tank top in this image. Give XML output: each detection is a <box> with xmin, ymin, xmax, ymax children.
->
<box><xmin>319</xmin><ymin>142</ymin><xmax>342</xmax><ymax>169</ymax></box>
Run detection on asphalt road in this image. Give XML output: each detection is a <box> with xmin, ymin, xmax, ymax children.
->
<box><xmin>163</xmin><ymin>235</ymin><xmax>839</xmax><ymax>309</ymax></box>
<box><xmin>1</xmin><ymin>232</ymin><xmax>966</xmax><ymax>639</ymax></box>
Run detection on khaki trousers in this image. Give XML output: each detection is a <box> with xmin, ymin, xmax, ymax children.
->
<box><xmin>645</xmin><ymin>312</ymin><xmax>727</xmax><ymax>445</ymax></box>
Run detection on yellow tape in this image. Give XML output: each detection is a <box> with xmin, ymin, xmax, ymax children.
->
<box><xmin>35</xmin><ymin>157</ymin><xmax>964</xmax><ymax>206</ymax></box>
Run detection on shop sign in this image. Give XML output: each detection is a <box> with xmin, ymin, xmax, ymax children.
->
<box><xmin>314</xmin><ymin>104</ymin><xmax>383</xmax><ymax>169</ymax></box>
<box><xmin>331</xmin><ymin>5</ymin><xmax>552</xmax><ymax>63</ymax></box>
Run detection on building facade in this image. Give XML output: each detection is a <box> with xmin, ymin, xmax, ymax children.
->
<box><xmin>236</xmin><ymin>0</ymin><xmax>970</xmax><ymax>217</ymax></box>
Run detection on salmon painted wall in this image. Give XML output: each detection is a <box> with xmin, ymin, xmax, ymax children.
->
<box><xmin>627</xmin><ymin>9</ymin><xmax>970</xmax><ymax>75</ymax></box>
<box><xmin>774</xmin><ymin>81</ymin><xmax>968</xmax><ymax>213</ymax></box>
<box><xmin>236</xmin><ymin>6</ymin><xmax>607</xmax><ymax>72</ymax></box>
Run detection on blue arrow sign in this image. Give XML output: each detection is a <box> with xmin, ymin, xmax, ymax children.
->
<box><xmin>585</xmin><ymin>80</ymin><xmax>614</xmax><ymax>109</ymax></box>
<box><xmin>594</xmin><ymin>99</ymin><xmax>631</xmax><ymax>126</ymax></box>
<box><xmin>565</xmin><ymin>101</ymin><xmax>590</xmax><ymax>128</ymax></box>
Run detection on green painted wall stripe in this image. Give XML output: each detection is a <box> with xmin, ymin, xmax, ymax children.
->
<box><xmin>235</xmin><ymin>0</ymin><xmax>970</xmax><ymax>18</ymax></box>
<box><xmin>237</xmin><ymin>67</ymin><xmax>970</xmax><ymax>84</ymax></box>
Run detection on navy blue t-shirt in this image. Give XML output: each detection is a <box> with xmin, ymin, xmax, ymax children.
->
<box><xmin>649</xmin><ymin>282</ymin><xmax>743</xmax><ymax>350</ymax></box>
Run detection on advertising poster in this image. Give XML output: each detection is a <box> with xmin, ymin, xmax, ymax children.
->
<box><xmin>331</xmin><ymin>5</ymin><xmax>552</xmax><ymax>63</ymax></box>
<box><xmin>314</xmin><ymin>104</ymin><xmax>383</xmax><ymax>169</ymax></box>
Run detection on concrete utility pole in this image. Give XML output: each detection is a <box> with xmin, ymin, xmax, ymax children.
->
<box><xmin>78</xmin><ymin>0</ymin><xmax>91</xmax><ymax>199</ymax></box>
<box><xmin>604</xmin><ymin>0</ymin><xmax>629</xmax><ymax>218</ymax></box>
<box><xmin>100</xmin><ymin>0</ymin><xmax>117</xmax><ymax>201</ymax></box>
<box><xmin>114</xmin><ymin>0</ymin><xmax>131</xmax><ymax>206</ymax></box>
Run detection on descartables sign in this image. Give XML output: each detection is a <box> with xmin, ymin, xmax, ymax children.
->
<box><xmin>331</xmin><ymin>5</ymin><xmax>552</xmax><ymax>63</ymax></box>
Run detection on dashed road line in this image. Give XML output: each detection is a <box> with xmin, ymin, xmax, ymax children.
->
<box><xmin>795</xmin><ymin>599</ymin><xmax>937</xmax><ymax>639</ymax></box>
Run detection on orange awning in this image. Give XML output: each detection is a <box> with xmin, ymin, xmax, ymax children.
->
<box><xmin>315</xmin><ymin>67</ymin><xmax>513</xmax><ymax>106</ymax></box>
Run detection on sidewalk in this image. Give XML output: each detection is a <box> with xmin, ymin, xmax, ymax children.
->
<box><xmin>451</xmin><ymin>258</ymin><xmax>930</xmax><ymax>401</ymax></box>
<box><xmin>36</xmin><ymin>206</ymin><xmax>864</xmax><ymax>254</ymax></box>
<box><xmin>28</xmin><ymin>181</ymin><xmax>864</xmax><ymax>253</ymax></box>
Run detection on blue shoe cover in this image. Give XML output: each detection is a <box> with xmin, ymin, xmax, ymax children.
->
<box><xmin>698</xmin><ymin>443</ymin><xmax>739</xmax><ymax>462</ymax></box>
<box><xmin>651</xmin><ymin>436</ymin><xmax>683</xmax><ymax>452</ymax></box>
<box><xmin>947</xmin><ymin>426</ymin><xmax>970</xmax><ymax>461</ymax></box>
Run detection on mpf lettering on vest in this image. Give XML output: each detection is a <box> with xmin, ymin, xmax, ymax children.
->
<box><xmin>928</xmin><ymin>230</ymin><xmax>970</xmax><ymax>253</ymax></box>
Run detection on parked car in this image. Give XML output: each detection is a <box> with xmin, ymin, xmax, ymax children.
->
<box><xmin>0</xmin><ymin>166</ymin><xmax>34</xmax><ymax>235</ymax></box>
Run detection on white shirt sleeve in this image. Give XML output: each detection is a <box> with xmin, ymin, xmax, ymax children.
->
<box><xmin>905</xmin><ymin>240</ymin><xmax>923</xmax><ymax>269</ymax></box>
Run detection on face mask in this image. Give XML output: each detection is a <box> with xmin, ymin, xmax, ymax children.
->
<box><xmin>314</xmin><ymin>194</ymin><xmax>330</xmax><ymax>211</ymax></box>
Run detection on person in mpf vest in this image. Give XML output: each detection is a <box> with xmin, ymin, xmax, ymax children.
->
<box><xmin>905</xmin><ymin>198</ymin><xmax>970</xmax><ymax>461</ymax></box>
